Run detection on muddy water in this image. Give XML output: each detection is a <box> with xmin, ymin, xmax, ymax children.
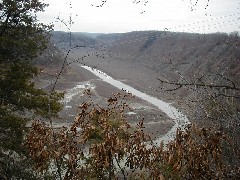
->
<box><xmin>81</xmin><ymin>65</ymin><xmax>190</xmax><ymax>144</ymax></box>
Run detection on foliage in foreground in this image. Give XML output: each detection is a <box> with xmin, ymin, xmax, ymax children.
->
<box><xmin>0</xmin><ymin>0</ymin><xmax>63</xmax><ymax>179</ymax></box>
<box><xmin>25</xmin><ymin>92</ymin><xmax>240</xmax><ymax>179</ymax></box>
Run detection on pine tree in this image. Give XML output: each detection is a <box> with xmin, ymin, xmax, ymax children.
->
<box><xmin>0</xmin><ymin>0</ymin><xmax>63</xmax><ymax>178</ymax></box>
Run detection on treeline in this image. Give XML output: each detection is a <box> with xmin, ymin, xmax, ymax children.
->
<box><xmin>25</xmin><ymin>92</ymin><xmax>240</xmax><ymax>179</ymax></box>
<box><xmin>0</xmin><ymin>0</ymin><xmax>63</xmax><ymax>179</ymax></box>
<box><xmin>0</xmin><ymin>0</ymin><xmax>240</xmax><ymax>179</ymax></box>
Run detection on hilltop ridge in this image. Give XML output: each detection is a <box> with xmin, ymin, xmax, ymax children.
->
<box><xmin>49</xmin><ymin>31</ymin><xmax>239</xmax><ymax>98</ymax></box>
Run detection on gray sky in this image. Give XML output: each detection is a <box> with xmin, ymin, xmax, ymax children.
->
<box><xmin>38</xmin><ymin>0</ymin><xmax>240</xmax><ymax>33</ymax></box>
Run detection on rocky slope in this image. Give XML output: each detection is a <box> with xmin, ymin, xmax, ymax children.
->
<box><xmin>34</xmin><ymin>30</ymin><xmax>240</xmax><ymax>140</ymax></box>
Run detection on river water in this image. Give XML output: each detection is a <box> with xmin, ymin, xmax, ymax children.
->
<box><xmin>81</xmin><ymin>65</ymin><xmax>190</xmax><ymax>144</ymax></box>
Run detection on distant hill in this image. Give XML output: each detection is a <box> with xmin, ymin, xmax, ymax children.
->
<box><xmin>95</xmin><ymin>33</ymin><xmax>124</xmax><ymax>45</ymax></box>
<box><xmin>52</xmin><ymin>30</ymin><xmax>240</xmax><ymax>86</ymax></box>
<box><xmin>33</xmin><ymin>41</ymin><xmax>64</xmax><ymax>68</ymax></box>
<box><xmin>106</xmin><ymin>31</ymin><xmax>240</xmax><ymax>82</ymax></box>
<box><xmin>51</xmin><ymin>31</ymin><xmax>99</xmax><ymax>50</ymax></box>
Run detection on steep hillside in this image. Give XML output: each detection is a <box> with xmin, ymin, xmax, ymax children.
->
<box><xmin>51</xmin><ymin>31</ymin><xmax>99</xmax><ymax>50</ymax></box>
<box><xmin>95</xmin><ymin>33</ymin><xmax>124</xmax><ymax>45</ymax></box>
<box><xmin>51</xmin><ymin>30</ymin><xmax>240</xmax><ymax>100</ymax></box>
<box><xmin>33</xmin><ymin>41</ymin><xmax>64</xmax><ymax>68</ymax></box>
<box><xmin>107</xmin><ymin>31</ymin><xmax>240</xmax><ymax>80</ymax></box>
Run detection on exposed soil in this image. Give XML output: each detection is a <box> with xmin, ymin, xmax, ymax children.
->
<box><xmin>32</xmin><ymin>31</ymin><xmax>240</xmax><ymax>144</ymax></box>
<box><xmin>34</xmin><ymin>52</ymin><xmax>187</xmax><ymax>140</ymax></box>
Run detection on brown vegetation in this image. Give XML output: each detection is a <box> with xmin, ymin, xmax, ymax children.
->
<box><xmin>25</xmin><ymin>91</ymin><xmax>240</xmax><ymax>179</ymax></box>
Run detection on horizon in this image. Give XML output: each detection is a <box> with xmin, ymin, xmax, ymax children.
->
<box><xmin>53</xmin><ymin>30</ymin><xmax>239</xmax><ymax>35</ymax></box>
<box><xmin>39</xmin><ymin>0</ymin><xmax>239</xmax><ymax>34</ymax></box>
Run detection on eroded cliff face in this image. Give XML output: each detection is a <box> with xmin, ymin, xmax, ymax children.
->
<box><xmin>32</xmin><ymin>31</ymin><xmax>239</xmax><ymax>146</ymax></box>
<box><xmin>51</xmin><ymin>31</ymin><xmax>240</xmax><ymax>80</ymax></box>
<box><xmin>46</xmin><ymin>31</ymin><xmax>239</xmax><ymax>103</ymax></box>
<box><xmin>106</xmin><ymin>31</ymin><xmax>239</xmax><ymax>79</ymax></box>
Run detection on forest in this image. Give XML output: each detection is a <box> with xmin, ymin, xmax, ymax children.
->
<box><xmin>0</xmin><ymin>0</ymin><xmax>239</xmax><ymax>179</ymax></box>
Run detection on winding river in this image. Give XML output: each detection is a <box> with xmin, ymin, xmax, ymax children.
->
<box><xmin>81</xmin><ymin>65</ymin><xmax>190</xmax><ymax>145</ymax></box>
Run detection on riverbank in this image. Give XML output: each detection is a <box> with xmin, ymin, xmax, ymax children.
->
<box><xmin>34</xmin><ymin>57</ymin><xmax>190</xmax><ymax>143</ymax></box>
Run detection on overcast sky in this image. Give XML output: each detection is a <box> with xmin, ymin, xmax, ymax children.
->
<box><xmin>38</xmin><ymin>0</ymin><xmax>240</xmax><ymax>33</ymax></box>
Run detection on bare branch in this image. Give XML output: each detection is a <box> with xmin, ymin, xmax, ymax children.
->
<box><xmin>165</xmin><ymin>85</ymin><xmax>182</xmax><ymax>91</ymax></box>
<box><xmin>157</xmin><ymin>78</ymin><xmax>240</xmax><ymax>91</ymax></box>
<box><xmin>217</xmin><ymin>94</ymin><xmax>240</xmax><ymax>99</ymax></box>
<box><xmin>216</xmin><ymin>72</ymin><xmax>237</xmax><ymax>89</ymax></box>
<box><xmin>91</xmin><ymin>0</ymin><xmax>107</xmax><ymax>7</ymax></box>
<box><xmin>114</xmin><ymin>155</ymin><xmax>127</xmax><ymax>180</ymax></box>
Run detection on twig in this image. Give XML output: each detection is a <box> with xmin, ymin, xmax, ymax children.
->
<box><xmin>114</xmin><ymin>155</ymin><xmax>127</xmax><ymax>180</ymax></box>
<box><xmin>157</xmin><ymin>78</ymin><xmax>240</xmax><ymax>91</ymax></box>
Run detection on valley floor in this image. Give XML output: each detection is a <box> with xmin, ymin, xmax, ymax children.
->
<box><xmin>35</xmin><ymin>53</ymin><xmax>191</xmax><ymax>141</ymax></box>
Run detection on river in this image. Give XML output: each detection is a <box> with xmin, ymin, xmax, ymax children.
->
<box><xmin>81</xmin><ymin>65</ymin><xmax>190</xmax><ymax>144</ymax></box>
